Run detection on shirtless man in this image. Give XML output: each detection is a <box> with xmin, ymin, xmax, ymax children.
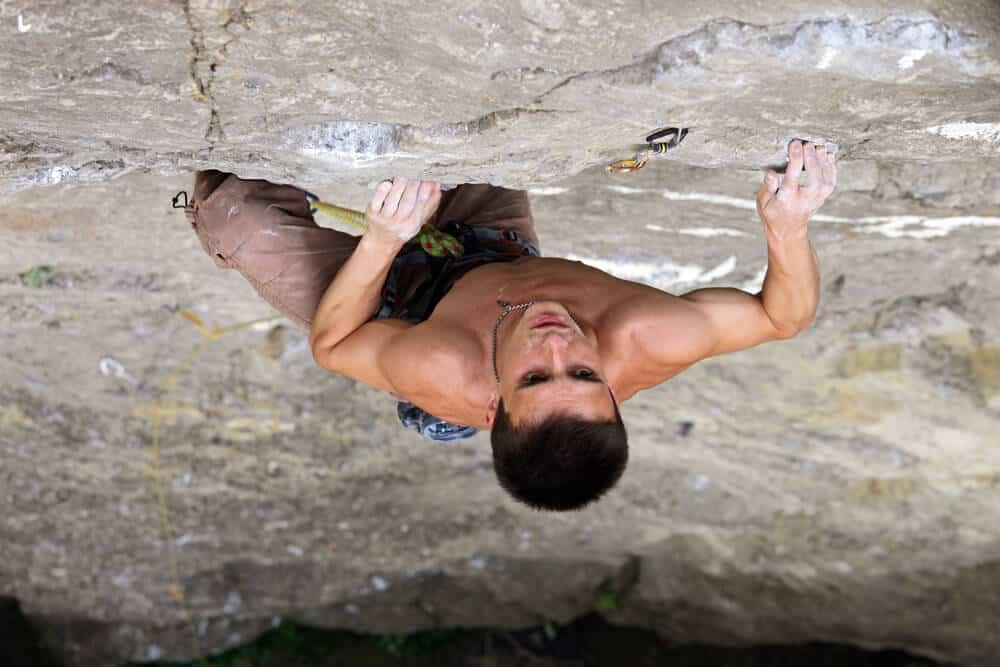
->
<box><xmin>183</xmin><ymin>140</ymin><xmax>836</xmax><ymax>511</ymax></box>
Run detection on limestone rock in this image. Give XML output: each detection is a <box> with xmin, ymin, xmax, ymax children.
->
<box><xmin>971</xmin><ymin>345</ymin><xmax>1000</xmax><ymax>409</ymax></box>
<box><xmin>836</xmin><ymin>344</ymin><xmax>902</xmax><ymax>377</ymax></box>
<box><xmin>2</xmin><ymin>1</ymin><xmax>1000</xmax><ymax>666</ymax></box>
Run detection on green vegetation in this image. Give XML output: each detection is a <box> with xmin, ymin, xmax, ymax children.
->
<box><xmin>140</xmin><ymin>623</ymin><xmax>341</xmax><ymax>667</ymax></box>
<box><xmin>595</xmin><ymin>589</ymin><xmax>618</xmax><ymax>611</ymax></box>
<box><xmin>21</xmin><ymin>265</ymin><xmax>54</xmax><ymax>288</ymax></box>
<box><xmin>133</xmin><ymin>622</ymin><xmax>463</xmax><ymax>667</ymax></box>
<box><xmin>125</xmin><ymin>614</ymin><xmax>952</xmax><ymax>667</ymax></box>
<box><xmin>374</xmin><ymin>629</ymin><xmax>460</xmax><ymax>657</ymax></box>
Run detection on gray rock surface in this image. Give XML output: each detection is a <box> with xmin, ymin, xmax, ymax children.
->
<box><xmin>1</xmin><ymin>1</ymin><xmax>1000</xmax><ymax>665</ymax></box>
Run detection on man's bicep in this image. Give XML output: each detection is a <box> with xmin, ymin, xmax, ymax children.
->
<box><xmin>311</xmin><ymin>319</ymin><xmax>414</xmax><ymax>394</ymax></box>
<box><xmin>679</xmin><ymin>287</ymin><xmax>790</xmax><ymax>357</ymax></box>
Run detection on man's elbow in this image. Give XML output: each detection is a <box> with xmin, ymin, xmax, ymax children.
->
<box><xmin>308</xmin><ymin>329</ymin><xmax>337</xmax><ymax>369</ymax></box>
<box><xmin>774</xmin><ymin>313</ymin><xmax>816</xmax><ymax>340</ymax></box>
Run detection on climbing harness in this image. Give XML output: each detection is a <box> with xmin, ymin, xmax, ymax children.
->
<box><xmin>606</xmin><ymin>126</ymin><xmax>689</xmax><ymax>174</ymax></box>
<box><xmin>171</xmin><ymin>186</ymin><xmax>465</xmax><ymax>258</ymax></box>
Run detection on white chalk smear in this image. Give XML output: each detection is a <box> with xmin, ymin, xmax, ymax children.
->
<box><xmin>678</xmin><ymin>227</ymin><xmax>749</xmax><ymax>238</ymax></box>
<box><xmin>92</xmin><ymin>27</ymin><xmax>123</xmax><ymax>42</ymax></box>
<box><xmin>644</xmin><ymin>224</ymin><xmax>748</xmax><ymax>237</ymax></box>
<box><xmin>700</xmin><ymin>255</ymin><xmax>737</xmax><ymax>282</ymax></box>
<box><xmin>606</xmin><ymin>184</ymin><xmax>648</xmax><ymax>195</ymax></box>
<box><xmin>925</xmin><ymin>122</ymin><xmax>1000</xmax><ymax>144</ymax></box>
<box><xmin>742</xmin><ymin>265</ymin><xmax>768</xmax><ymax>293</ymax></box>
<box><xmin>898</xmin><ymin>49</ymin><xmax>928</xmax><ymax>70</ymax></box>
<box><xmin>626</xmin><ymin>188</ymin><xmax>1000</xmax><ymax>240</ymax></box>
<box><xmin>251</xmin><ymin>320</ymin><xmax>281</xmax><ymax>332</ymax></box>
<box><xmin>528</xmin><ymin>186</ymin><xmax>569</xmax><ymax>196</ymax></box>
<box><xmin>18</xmin><ymin>15</ymin><xmax>31</xmax><ymax>32</ymax></box>
<box><xmin>816</xmin><ymin>47</ymin><xmax>838</xmax><ymax>70</ymax></box>
<box><xmin>662</xmin><ymin>189</ymin><xmax>759</xmax><ymax>211</ymax></box>
<box><xmin>566</xmin><ymin>254</ymin><xmax>737</xmax><ymax>290</ymax></box>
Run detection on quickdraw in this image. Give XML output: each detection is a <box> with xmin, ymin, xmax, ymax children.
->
<box><xmin>606</xmin><ymin>126</ymin><xmax>689</xmax><ymax>174</ymax></box>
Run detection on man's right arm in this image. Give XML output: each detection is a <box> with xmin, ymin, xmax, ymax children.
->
<box><xmin>308</xmin><ymin>234</ymin><xmax>414</xmax><ymax>394</ymax></box>
<box><xmin>309</xmin><ymin>177</ymin><xmax>440</xmax><ymax>394</ymax></box>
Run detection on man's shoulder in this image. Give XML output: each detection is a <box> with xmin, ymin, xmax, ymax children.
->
<box><xmin>380</xmin><ymin>320</ymin><xmax>489</xmax><ymax>420</ymax></box>
<box><xmin>599</xmin><ymin>289</ymin><xmax>716</xmax><ymax>398</ymax></box>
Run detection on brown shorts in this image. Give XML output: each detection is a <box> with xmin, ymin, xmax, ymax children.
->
<box><xmin>185</xmin><ymin>171</ymin><xmax>539</xmax><ymax>328</ymax></box>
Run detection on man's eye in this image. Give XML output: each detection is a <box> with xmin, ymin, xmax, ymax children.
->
<box><xmin>523</xmin><ymin>373</ymin><xmax>546</xmax><ymax>385</ymax></box>
<box><xmin>575</xmin><ymin>368</ymin><xmax>595</xmax><ymax>378</ymax></box>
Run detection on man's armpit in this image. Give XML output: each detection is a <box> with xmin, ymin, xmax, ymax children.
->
<box><xmin>313</xmin><ymin>319</ymin><xmax>413</xmax><ymax>395</ymax></box>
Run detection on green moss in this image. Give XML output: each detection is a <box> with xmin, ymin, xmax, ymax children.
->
<box><xmin>595</xmin><ymin>590</ymin><xmax>619</xmax><ymax>611</ymax></box>
<box><xmin>21</xmin><ymin>265</ymin><xmax>54</xmax><ymax>288</ymax></box>
<box><xmin>374</xmin><ymin>629</ymin><xmax>460</xmax><ymax>657</ymax></box>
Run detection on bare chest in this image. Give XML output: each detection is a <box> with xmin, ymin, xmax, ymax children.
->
<box><xmin>382</xmin><ymin>257</ymin><xmax>645</xmax><ymax>426</ymax></box>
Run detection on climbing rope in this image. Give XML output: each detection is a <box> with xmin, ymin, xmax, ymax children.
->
<box><xmin>174</xmin><ymin>186</ymin><xmax>465</xmax><ymax>257</ymax></box>
<box><xmin>144</xmin><ymin>310</ymin><xmax>285</xmax><ymax>659</ymax></box>
<box><xmin>306</xmin><ymin>195</ymin><xmax>464</xmax><ymax>257</ymax></box>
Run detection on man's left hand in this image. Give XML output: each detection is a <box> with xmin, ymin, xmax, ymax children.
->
<box><xmin>756</xmin><ymin>140</ymin><xmax>837</xmax><ymax>241</ymax></box>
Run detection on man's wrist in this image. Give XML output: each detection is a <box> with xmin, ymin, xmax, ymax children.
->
<box><xmin>763</xmin><ymin>221</ymin><xmax>810</xmax><ymax>244</ymax></box>
<box><xmin>359</xmin><ymin>231</ymin><xmax>405</xmax><ymax>259</ymax></box>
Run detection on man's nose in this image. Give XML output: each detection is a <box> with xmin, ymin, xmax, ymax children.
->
<box><xmin>540</xmin><ymin>329</ymin><xmax>570</xmax><ymax>344</ymax></box>
<box><xmin>540</xmin><ymin>331</ymin><xmax>572</xmax><ymax>356</ymax></box>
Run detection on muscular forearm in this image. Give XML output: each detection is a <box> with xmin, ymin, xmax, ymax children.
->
<box><xmin>759</xmin><ymin>227</ymin><xmax>820</xmax><ymax>336</ymax></box>
<box><xmin>308</xmin><ymin>235</ymin><xmax>400</xmax><ymax>353</ymax></box>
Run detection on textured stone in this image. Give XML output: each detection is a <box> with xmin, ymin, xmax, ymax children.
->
<box><xmin>2</xmin><ymin>2</ymin><xmax>1000</xmax><ymax>192</ymax></box>
<box><xmin>836</xmin><ymin>344</ymin><xmax>903</xmax><ymax>377</ymax></box>
<box><xmin>2</xmin><ymin>1</ymin><xmax>1000</xmax><ymax>666</ymax></box>
<box><xmin>970</xmin><ymin>345</ymin><xmax>1000</xmax><ymax>409</ymax></box>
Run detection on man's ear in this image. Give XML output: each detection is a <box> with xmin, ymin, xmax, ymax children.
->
<box><xmin>485</xmin><ymin>390</ymin><xmax>499</xmax><ymax>428</ymax></box>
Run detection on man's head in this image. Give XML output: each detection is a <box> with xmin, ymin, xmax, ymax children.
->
<box><xmin>486</xmin><ymin>301</ymin><xmax>628</xmax><ymax>510</ymax></box>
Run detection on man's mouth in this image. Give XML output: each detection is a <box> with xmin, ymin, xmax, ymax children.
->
<box><xmin>531</xmin><ymin>315</ymin><xmax>568</xmax><ymax>329</ymax></box>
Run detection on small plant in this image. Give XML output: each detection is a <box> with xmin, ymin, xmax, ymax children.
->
<box><xmin>21</xmin><ymin>265</ymin><xmax>54</xmax><ymax>288</ymax></box>
<box><xmin>375</xmin><ymin>629</ymin><xmax>460</xmax><ymax>657</ymax></box>
<box><xmin>596</xmin><ymin>590</ymin><xmax>618</xmax><ymax>611</ymax></box>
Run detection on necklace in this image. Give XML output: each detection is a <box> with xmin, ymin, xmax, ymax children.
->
<box><xmin>492</xmin><ymin>299</ymin><xmax>534</xmax><ymax>384</ymax></box>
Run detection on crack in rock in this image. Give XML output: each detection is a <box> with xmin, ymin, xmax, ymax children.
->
<box><xmin>532</xmin><ymin>14</ymin><xmax>976</xmax><ymax>104</ymax></box>
<box><xmin>182</xmin><ymin>1</ymin><xmax>252</xmax><ymax>147</ymax></box>
<box><xmin>425</xmin><ymin>107</ymin><xmax>563</xmax><ymax>142</ymax></box>
<box><xmin>181</xmin><ymin>0</ymin><xmax>220</xmax><ymax>145</ymax></box>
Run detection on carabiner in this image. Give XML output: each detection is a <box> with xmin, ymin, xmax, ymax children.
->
<box><xmin>606</xmin><ymin>127</ymin><xmax>689</xmax><ymax>174</ymax></box>
<box><xmin>645</xmin><ymin>127</ymin><xmax>688</xmax><ymax>149</ymax></box>
<box><xmin>606</xmin><ymin>156</ymin><xmax>648</xmax><ymax>174</ymax></box>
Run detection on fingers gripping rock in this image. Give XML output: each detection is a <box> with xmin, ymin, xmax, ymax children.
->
<box><xmin>365</xmin><ymin>177</ymin><xmax>442</xmax><ymax>246</ymax></box>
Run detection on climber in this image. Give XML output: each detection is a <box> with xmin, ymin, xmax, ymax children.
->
<box><xmin>181</xmin><ymin>139</ymin><xmax>836</xmax><ymax>511</ymax></box>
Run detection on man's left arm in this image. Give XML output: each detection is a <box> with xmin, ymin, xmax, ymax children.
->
<box><xmin>682</xmin><ymin>140</ymin><xmax>836</xmax><ymax>354</ymax></box>
<box><xmin>619</xmin><ymin>140</ymin><xmax>836</xmax><ymax>384</ymax></box>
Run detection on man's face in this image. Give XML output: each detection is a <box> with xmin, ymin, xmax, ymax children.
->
<box><xmin>490</xmin><ymin>301</ymin><xmax>618</xmax><ymax>427</ymax></box>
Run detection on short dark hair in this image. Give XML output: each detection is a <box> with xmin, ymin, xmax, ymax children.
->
<box><xmin>490</xmin><ymin>394</ymin><xmax>628</xmax><ymax>511</ymax></box>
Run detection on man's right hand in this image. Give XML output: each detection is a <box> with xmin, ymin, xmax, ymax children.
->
<box><xmin>364</xmin><ymin>176</ymin><xmax>442</xmax><ymax>250</ymax></box>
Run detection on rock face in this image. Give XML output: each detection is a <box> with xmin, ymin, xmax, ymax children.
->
<box><xmin>1</xmin><ymin>1</ymin><xmax>1000</xmax><ymax>666</ymax></box>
